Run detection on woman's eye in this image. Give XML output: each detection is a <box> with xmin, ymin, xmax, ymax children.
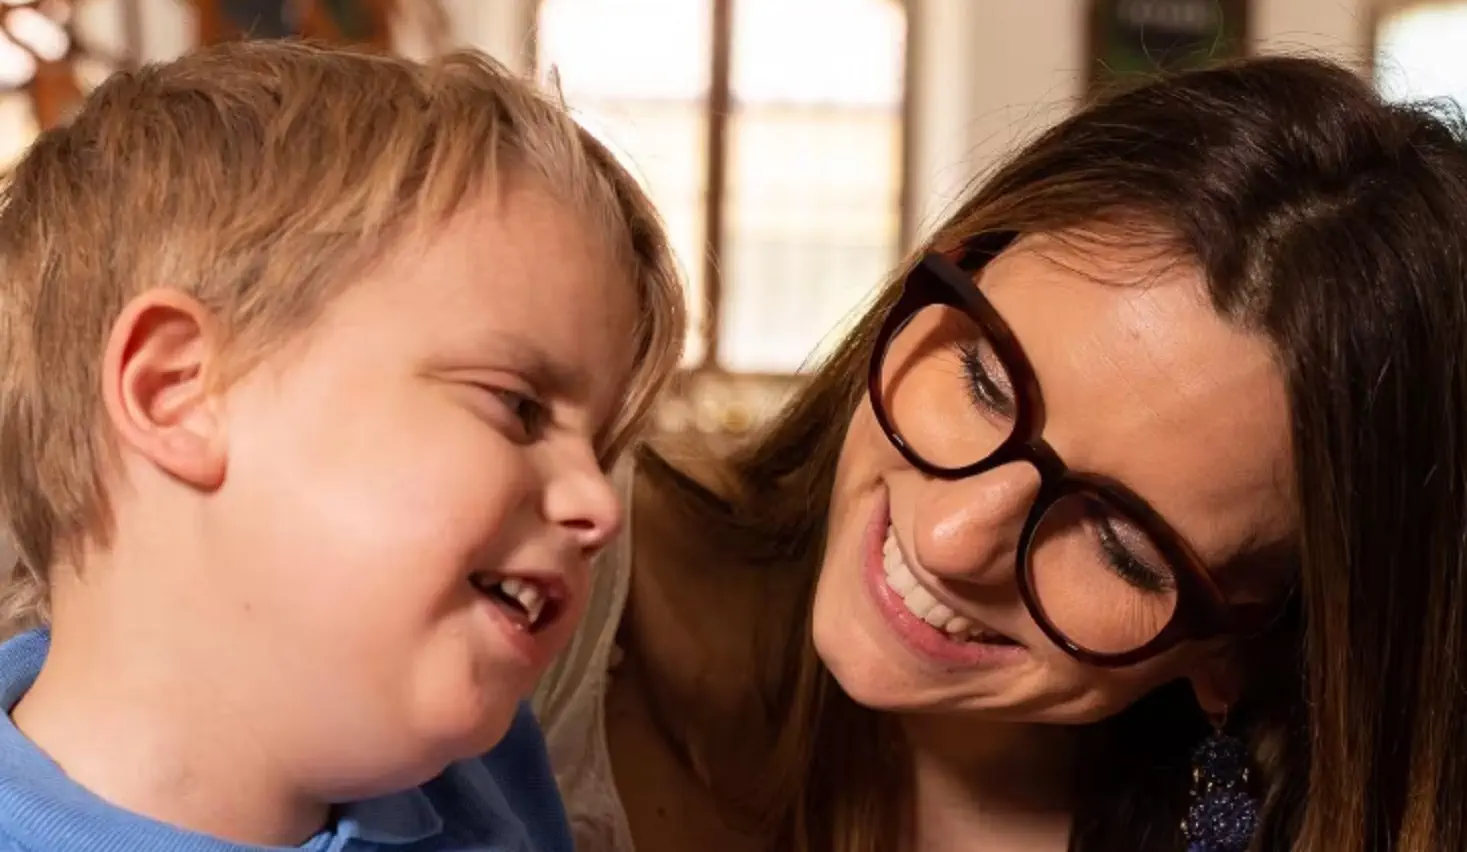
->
<box><xmin>1091</xmin><ymin>510</ymin><xmax>1173</xmax><ymax>595</ymax></box>
<box><xmin>958</xmin><ymin>343</ymin><xmax>1015</xmax><ymax>417</ymax></box>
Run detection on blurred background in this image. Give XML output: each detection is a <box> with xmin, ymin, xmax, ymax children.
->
<box><xmin>0</xmin><ymin>0</ymin><xmax>1460</xmax><ymax>444</ymax></box>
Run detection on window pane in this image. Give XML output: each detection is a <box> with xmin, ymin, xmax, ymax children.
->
<box><xmin>718</xmin><ymin>0</ymin><xmax>904</xmax><ymax>373</ymax></box>
<box><xmin>537</xmin><ymin>0</ymin><xmax>711</xmax><ymax>366</ymax></box>
<box><xmin>1375</xmin><ymin>2</ymin><xmax>1467</xmax><ymax>109</ymax></box>
<box><xmin>0</xmin><ymin>93</ymin><xmax>39</xmax><ymax>171</ymax></box>
<box><xmin>0</xmin><ymin>0</ymin><xmax>131</xmax><ymax>171</ymax></box>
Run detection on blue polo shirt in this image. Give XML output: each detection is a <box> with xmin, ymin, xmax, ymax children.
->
<box><xmin>0</xmin><ymin>629</ymin><xmax>573</xmax><ymax>852</ymax></box>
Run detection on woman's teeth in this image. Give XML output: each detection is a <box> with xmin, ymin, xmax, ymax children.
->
<box><xmin>882</xmin><ymin>528</ymin><xmax>1010</xmax><ymax>644</ymax></box>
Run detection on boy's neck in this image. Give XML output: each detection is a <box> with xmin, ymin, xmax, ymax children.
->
<box><xmin>9</xmin><ymin>561</ymin><xmax>331</xmax><ymax>846</ymax></box>
<box><xmin>902</xmin><ymin>714</ymin><xmax>1076</xmax><ymax>852</ymax></box>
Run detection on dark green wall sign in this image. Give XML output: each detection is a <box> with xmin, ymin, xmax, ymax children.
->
<box><xmin>1088</xmin><ymin>0</ymin><xmax>1250</xmax><ymax>95</ymax></box>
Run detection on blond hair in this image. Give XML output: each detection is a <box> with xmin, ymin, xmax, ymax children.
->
<box><xmin>0</xmin><ymin>39</ymin><xmax>685</xmax><ymax>628</ymax></box>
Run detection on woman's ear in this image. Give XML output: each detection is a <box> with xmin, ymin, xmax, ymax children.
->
<box><xmin>1187</xmin><ymin>642</ymin><xmax>1245</xmax><ymax>719</ymax></box>
<box><xmin>100</xmin><ymin>289</ymin><xmax>228</xmax><ymax>491</ymax></box>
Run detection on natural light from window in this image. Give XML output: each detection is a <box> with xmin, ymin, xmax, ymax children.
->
<box><xmin>537</xmin><ymin>0</ymin><xmax>711</xmax><ymax>365</ymax></box>
<box><xmin>1376</xmin><ymin>2</ymin><xmax>1467</xmax><ymax>109</ymax></box>
<box><xmin>537</xmin><ymin>0</ymin><xmax>906</xmax><ymax>374</ymax></box>
<box><xmin>719</xmin><ymin>0</ymin><xmax>904</xmax><ymax>373</ymax></box>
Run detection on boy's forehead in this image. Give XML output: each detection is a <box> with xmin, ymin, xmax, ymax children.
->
<box><xmin>337</xmin><ymin>182</ymin><xmax>639</xmax><ymax>396</ymax></box>
<box><xmin>427</xmin><ymin>182</ymin><xmax>621</xmax><ymax>299</ymax></box>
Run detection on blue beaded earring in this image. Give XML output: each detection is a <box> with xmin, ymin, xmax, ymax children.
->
<box><xmin>1182</xmin><ymin>713</ymin><xmax>1259</xmax><ymax>852</ymax></box>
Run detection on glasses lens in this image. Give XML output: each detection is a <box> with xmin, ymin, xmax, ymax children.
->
<box><xmin>877</xmin><ymin>301</ymin><xmax>1016</xmax><ymax>470</ymax></box>
<box><xmin>1026</xmin><ymin>491</ymin><xmax>1179</xmax><ymax>656</ymax></box>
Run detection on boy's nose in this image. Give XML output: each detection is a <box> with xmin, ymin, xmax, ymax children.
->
<box><xmin>544</xmin><ymin>456</ymin><xmax>624</xmax><ymax>556</ymax></box>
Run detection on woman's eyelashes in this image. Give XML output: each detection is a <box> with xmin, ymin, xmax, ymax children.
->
<box><xmin>959</xmin><ymin>342</ymin><xmax>1016</xmax><ymax>418</ymax></box>
<box><xmin>1092</xmin><ymin>510</ymin><xmax>1172</xmax><ymax>593</ymax></box>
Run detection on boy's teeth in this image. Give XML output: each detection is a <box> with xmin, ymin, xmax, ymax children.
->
<box><xmin>498</xmin><ymin>577</ymin><xmax>546</xmax><ymax>626</ymax></box>
<box><xmin>882</xmin><ymin>528</ymin><xmax>1005</xmax><ymax>644</ymax></box>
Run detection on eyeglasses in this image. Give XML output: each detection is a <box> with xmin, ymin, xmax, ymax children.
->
<box><xmin>868</xmin><ymin>232</ymin><xmax>1262</xmax><ymax>667</ymax></box>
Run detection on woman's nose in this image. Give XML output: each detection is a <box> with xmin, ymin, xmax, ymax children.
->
<box><xmin>909</xmin><ymin>461</ymin><xmax>1041</xmax><ymax>584</ymax></box>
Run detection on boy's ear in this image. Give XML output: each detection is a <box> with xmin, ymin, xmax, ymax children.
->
<box><xmin>101</xmin><ymin>289</ymin><xmax>227</xmax><ymax>491</ymax></box>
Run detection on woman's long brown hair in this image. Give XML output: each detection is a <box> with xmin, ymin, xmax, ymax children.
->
<box><xmin>639</xmin><ymin>55</ymin><xmax>1467</xmax><ymax>852</ymax></box>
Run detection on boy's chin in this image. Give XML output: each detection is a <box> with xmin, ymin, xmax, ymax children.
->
<box><xmin>421</xmin><ymin>696</ymin><xmax>523</xmax><ymax>765</ymax></box>
<box><xmin>353</xmin><ymin>704</ymin><xmax>520</xmax><ymax>797</ymax></box>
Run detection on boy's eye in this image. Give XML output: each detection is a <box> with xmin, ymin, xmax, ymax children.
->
<box><xmin>485</xmin><ymin>386</ymin><xmax>547</xmax><ymax>440</ymax></box>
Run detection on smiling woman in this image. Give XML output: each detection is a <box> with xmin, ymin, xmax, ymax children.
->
<box><xmin>534</xmin><ymin>53</ymin><xmax>1467</xmax><ymax>852</ymax></box>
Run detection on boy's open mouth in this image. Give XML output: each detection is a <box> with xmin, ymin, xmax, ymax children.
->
<box><xmin>469</xmin><ymin>573</ymin><xmax>563</xmax><ymax>633</ymax></box>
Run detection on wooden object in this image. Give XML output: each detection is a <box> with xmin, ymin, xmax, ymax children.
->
<box><xmin>193</xmin><ymin>0</ymin><xmax>396</xmax><ymax>48</ymax></box>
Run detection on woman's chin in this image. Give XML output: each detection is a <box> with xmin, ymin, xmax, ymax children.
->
<box><xmin>812</xmin><ymin>580</ymin><xmax>992</xmax><ymax>714</ymax></box>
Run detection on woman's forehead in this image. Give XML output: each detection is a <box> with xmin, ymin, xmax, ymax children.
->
<box><xmin>978</xmin><ymin>233</ymin><xmax>1296</xmax><ymax>566</ymax></box>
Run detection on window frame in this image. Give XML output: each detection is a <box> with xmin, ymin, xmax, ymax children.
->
<box><xmin>532</xmin><ymin>0</ymin><xmax>914</xmax><ymax>434</ymax></box>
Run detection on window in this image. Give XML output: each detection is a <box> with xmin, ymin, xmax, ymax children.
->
<box><xmin>1375</xmin><ymin>1</ymin><xmax>1467</xmax><ymax>109</ymax></box>
<box><xmin>0</xmin><ymin>0</ymin><xmax>140</xmax><ymax>171</ymax></box>
<box><xmin>0</xmin><ymin>1</ymin><xmax>453</xmax><ymax>172</ymax></box>
<box><xmin>537</xmin><ymin>0</ymin><xmax>908</xmax><ymax>433</ymax></box>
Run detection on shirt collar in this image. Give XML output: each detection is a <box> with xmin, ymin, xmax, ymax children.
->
<box><xmin>0</xmin><ymin>629</ymin><xmax>442</xmax><ymax>851</ymax></box>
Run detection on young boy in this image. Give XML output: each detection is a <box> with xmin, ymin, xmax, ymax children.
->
<box><xmin>0</xmin><ymin>39</ymin><xmax>684</xmax><ymax>851</ymax></box>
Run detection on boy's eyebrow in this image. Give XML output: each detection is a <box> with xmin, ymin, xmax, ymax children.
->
<box><xmin>464</xmin><ymin>329</ymin><xmax>592</xmax><ymax>400</ymax></box>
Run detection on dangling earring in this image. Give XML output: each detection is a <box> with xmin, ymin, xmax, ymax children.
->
<box><xmin>1182</xmin><ymin>710</ymin><xmax>1259</xmax><ymax>852</ymax></box>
